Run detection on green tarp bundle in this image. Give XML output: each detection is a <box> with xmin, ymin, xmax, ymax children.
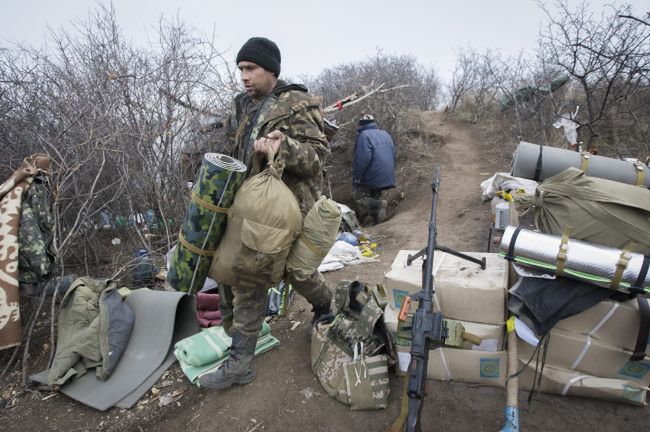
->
<box><xmin>174</xmin><ymin>323</ymin><xmax>279</xmax><ymax>386</ymax></box>
<box><xmin>167</xmin><ymin>153</ymin><xmax>246</xmax><ymax>293</ymax></box>
<box><xmin>515</xmin><ymin>167</ymin><xmax>650</xmax><ymax>254</ymax></box>
<box><xmin>285</xmin><ymin>196</ymin><xmax>341</xmax><ymax>280</ymax></box>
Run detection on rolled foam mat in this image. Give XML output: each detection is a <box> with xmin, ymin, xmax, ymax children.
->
<box><xmin>167</xmin><ymin>153</ymin><xmax>246</xmax><ymax>293</ymax></box>
<box><xmin>500</xmin><ymin>226</ymin><xmax>650</xmax><ymax>295</ymax></box>
<box><xmin>31</xmin><ymin>289</ymin><xmax>199</xmax><ymax>411</ymax></box>
<box><xmin>511</xmin><ymin>141</ymin><xmax>650</xmax><ymax>188</ymax></box>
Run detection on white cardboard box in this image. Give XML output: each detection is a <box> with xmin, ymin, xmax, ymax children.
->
<box><xmin>396</xmin><ymin>345</ymin><xmax>506</xmax><ymax>388</ymax></box>
<box><xmin>555</xmin><ymin>297</ymin><xmax>650</xmax><ymax>357</ymax></box>
<box><xmin>518</xmin><ymin>358</ymin><xmax>647</xmax><ymax>406</ymax></box>
<box><xmin>517</xmin><ymin>329</ymin><xmax>650</xmax><ymax>387</ymax></box>
<box><xmin>384</xmin><ymin>250</ymin><xmax>507</xmax><ymax>324</ymax></box>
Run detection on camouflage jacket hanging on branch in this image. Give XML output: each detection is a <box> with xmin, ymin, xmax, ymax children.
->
<box><xmin>19</xmin><ymin>171</ymin><xmax>56</xmax><ymax>285</ymax></box>
<box><xmin>311</xmin><ymin>280</ymin><xmax>395</xmax><ymax>410</ymax></box>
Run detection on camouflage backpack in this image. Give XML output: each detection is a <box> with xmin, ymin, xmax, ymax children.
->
<box><xmin>311</xmin><ymin>281</ymin><xmax>394</xmax><ymax>410</ymax></box>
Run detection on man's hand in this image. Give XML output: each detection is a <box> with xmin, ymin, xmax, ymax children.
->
<box><xmin>254</xmin><ymin>130</ymin><xmax>283</xmax><ymax>155</ymax></box>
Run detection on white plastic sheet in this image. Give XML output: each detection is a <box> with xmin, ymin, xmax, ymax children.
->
<box><xmin>480</xmin><ymin>172</ymin><xmax>538</xmax><ymax>201</ymax></box>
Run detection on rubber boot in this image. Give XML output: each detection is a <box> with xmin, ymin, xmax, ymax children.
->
<box><xmin>198</xmin><ymin>330</ymin><xmax>257</xmax><ymax>389</ymax></box>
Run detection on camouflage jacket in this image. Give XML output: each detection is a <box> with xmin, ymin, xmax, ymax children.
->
<box><xmin>226</xmin><ymin>81</ymin><xmax>329</xmax><ymax>216</ymax></box>
<box><xmin>19</xmin><ymin>174</ymin><xmax>55</xmax><ymax>283</ymax></box>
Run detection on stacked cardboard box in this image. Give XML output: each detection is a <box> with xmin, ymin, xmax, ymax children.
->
<box><xmin>516</xmin><ymin>296</ymin><xmax>650</xmax><ymax>405</ymax></box>
<box><xmin>384</xmin><ymin>250</ymin><xmax>507</xmax><ymax>324</ymax></box>
<box><xmin>517</xmin><ymin>359</ymin><xmax>647</xmax><ymax>406</ymax></box>
<box><xmin>383</xmin><ymin>250</ymin><xmax>508</xmax><ymax>388</ymax></box>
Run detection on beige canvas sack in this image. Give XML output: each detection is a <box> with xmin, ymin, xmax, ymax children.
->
<box><xmin>210</xmin><ymin>148</ymin><xmax>302</xmax><ymax>289</ymax></box>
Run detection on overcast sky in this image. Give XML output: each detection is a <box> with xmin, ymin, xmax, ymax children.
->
<box><xmin>1</xmin><ymin>1</ymin><xmax>648</xmax><ymax>82</ymax></box>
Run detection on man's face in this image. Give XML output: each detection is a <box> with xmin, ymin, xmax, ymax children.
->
<box><xmin>237</xmin><ymin>61</ymin><xmax>277</xmax><ymax>100</ymax></box>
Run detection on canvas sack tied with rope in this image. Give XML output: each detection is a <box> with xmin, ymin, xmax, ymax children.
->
<box><xmin>209</xmin><ymin>147</ymin><xmax>302</xmax><ymax>289</ymax></box>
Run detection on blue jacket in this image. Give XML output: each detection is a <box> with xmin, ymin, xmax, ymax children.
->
<box><xmin>353</xmin><ymin>122</ymin><xmax>396</xmax><ymax>190</ymax></box>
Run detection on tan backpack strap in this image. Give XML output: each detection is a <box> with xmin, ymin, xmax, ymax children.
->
<box><xmin>300</xmin><ymin>236</ymin><xmax>329</xmax><ymax>257</ymax></box>
<box><xmin>610</xmin><ymin>242</ymin><xmax>636</xmax><ymax>290</ymax></box>
<box><xmin>191</xmin><ymin>192</ymin><xmax>229</xmax><ymax>214</ymax></box>
<box><xmin>178</xmin><ymin>232</ymin><xmax>215</xmax><ymax>257</ymax></box>
<box><xmin>580</xmin><ymin>152</ymin><xmax>590</xmax><ymax>173</ymax></box>
<box><xmin>634</xmin><ymin>162</ymin><xmax>646</xmax><ymax>187</ymax></box>
<box><xmin>556</xmin><ymin>225</ymin><xmax>573</xmax><ymax>275</ymax></box>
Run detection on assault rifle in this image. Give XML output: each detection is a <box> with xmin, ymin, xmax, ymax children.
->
<box><xmin>397</xmin><ymin>166</ymin><xmax>486</xmax><ymax>432</ymax></box>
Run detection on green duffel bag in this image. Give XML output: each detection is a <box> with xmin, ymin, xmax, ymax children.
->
<box><xmin>311</xmin><ymin>281</ymin><xmax>394</xmax><ymax>410</ymax></box>
<box><xmin>209</xmin><ymin>148</ymin><xmax>302</xmax><ymax>289</ymax></box>
<box><xmin>285</xmin><ymin>195</ymin><xmax>341</xmax><ymax>280</ymax></box>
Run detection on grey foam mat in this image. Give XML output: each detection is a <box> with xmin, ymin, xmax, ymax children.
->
<box><xmin>511</xmin><ymin>141</ymin><xmax>650</xmax><ymax>187</ymax></box>
<box><xmin>32</xmin><ymin>289</ymin><xmax>198</xmax><ymax>411</ymax></box>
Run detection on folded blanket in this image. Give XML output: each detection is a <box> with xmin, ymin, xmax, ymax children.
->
<box><xmin>198</xmin><ymin>310</ymin><xmax>221</xmax><ymax>320</ymax></box>
<box><xmin>174</xmin><ymin>323</ymin><xmax>280</xmax><ymax>386</ymax></box>
<box><xmin>197</xmin><ymin>292</ymin><xmax>220</xmax><ymax>310</ymax></box>
<box><xmin>197</xmin><ymin>310</ymin><xmax>222</xmax><ymax>327</ymax></box>
<box><xmin>178</xmin><ymin>331</ymin><xmax>280</xmax><ymax>386</ymax></box>
<box><xmin>174</xmin><ymin>323</ymin><xmax>271</xmax><ymax>367</ymax></box>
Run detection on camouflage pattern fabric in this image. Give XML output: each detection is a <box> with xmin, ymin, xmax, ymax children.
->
<box><xmin>353</xmin><ymin>186</ymin><xmax>386</xmax><ymax>226</ymax></box>
<box><xmin>18</xmin><ymin>175</ymin><xmax>55</xmax><ymax>284</ymax></box>
<box><xmin>227</xmin><ymin>81</ymin><xmax>330</xmax><ymax>217</ymax></box>
<box><xmin>219</xmin><ymin>270</ymin><xmax>333</xmax><ymax>337</ymax></box>
<box><xmin>167</xmin><ymin>154</ymin><xmax>246</xmax><ymax>293</ymax></box>
<box><xmin>285</xmin><ymin>270</ymin><xmax>332</xmax><ymax>312</ymax></box>
<box><xmin>311</xmin><ymin>323</ymin><xmax>390</xmax><ymax>410</ymax></box>
<box><xmin>230</xmin><ymin>285</ymin><xmax>268</xmax><ymax>337</ymax></box>
<box><xmin>216</xmin><ymin>81</ymin><xmax>334</xmax><ymax>336</ymax></box>
<box><xmin>310</xmin><ymin>280</ymin><xmax>391</xmax><ymax>410</ymax></box>
<box><xmin>0</xmin><ymin>154</ymin><xmax>50</xmax><ymax>350</ymax></box>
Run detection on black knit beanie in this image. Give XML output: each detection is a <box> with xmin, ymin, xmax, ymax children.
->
<box><xmin>236</xmin><ymin>37</ymin><xmax>281</xmax><ymax>77</ymax></box>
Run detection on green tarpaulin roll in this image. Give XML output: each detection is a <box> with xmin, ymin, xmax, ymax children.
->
<box><xmin>167</xmin><ymin>153</ymin><xmax>246</xmax><ymax>293</ymax></box>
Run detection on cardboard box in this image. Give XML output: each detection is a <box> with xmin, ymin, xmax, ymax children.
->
<box><xmin>383</xmin><ymin>304</ymin><xmax>505</xmax><ymax>350</ymax></box>
<box><xmin>384</xmin><ymin>250</ymin><xmax>507</xmax><ymax>324</ymax></box>
<box><xmin>517</xmin><ymin>329</ymin><xmax>650</xmax><ymax>387</ymax></box>
<box><xmin>555</xmin><ymin>297</ymin><xmax>650</xmax><ymax>357</ymax></box>
<box><xmin>396</xmin><ymin>346</ymin><xmax>506</xmax><ymax>387</ymax></box>
<box><xmin>518</xmin><ymin>359</ymin><xmax>647</xmax><ymax>406</ymax></box>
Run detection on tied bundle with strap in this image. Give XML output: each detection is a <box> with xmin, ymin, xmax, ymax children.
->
<box><xmin>311</xmin><ymin>281</ymin><xmax>395</xmax><ymax>410</ymax></box>
<box><xmin>209</xmin><ymin>147</ymin><xmax>302</xmax><ymax>289</ymax></box>
<box><xmin>167</xmin><ymin>153</ymin><xmax>247</xmax><ymax>293</ymax></box>
<box><xmin>514</xmin><ymin>167</ymin><xmax>650</xmax><ymax>254</ymax></box>
<box><xmin>285</xmin><ymin>196</ymin><xmax>341</xmax><ymax>280</ymax></box>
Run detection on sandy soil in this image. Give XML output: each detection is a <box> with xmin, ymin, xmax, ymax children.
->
<box><xmin>2</xmin><ymin>112</ymin><xmax>648</xmax><ymax>431</ymax></box>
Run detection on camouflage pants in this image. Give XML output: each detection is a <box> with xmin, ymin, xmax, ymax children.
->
<box><xmin>353</xmin><ymin>187</ymin><xmax>386</xmax><ymax>226</ymax></box>
<box><xmin>219</xmin><ymin>270</ymin><xmax>333</xmax><ymax>337</ymax></box>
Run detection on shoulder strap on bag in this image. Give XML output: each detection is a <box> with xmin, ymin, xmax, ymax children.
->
<box><xmin>630</xmin><ymin>255</ymin><xmax>650</xmax><ymax>361</ymax></box>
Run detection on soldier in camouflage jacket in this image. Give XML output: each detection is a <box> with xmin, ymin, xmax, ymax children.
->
<box><xmin>200</xmin><ymin>37</ymin><xmax>335</xmax><ymax>390</ymax></box>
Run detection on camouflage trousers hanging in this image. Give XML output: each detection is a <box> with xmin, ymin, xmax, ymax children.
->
<box><xmin>219</xmin><ymin>270</ymin><xmax>333</xmax><ymax>336</ymax></box>
<box><xmin>353</xmin><ymin>186</ymin><xmax>387</xmax><ymax>226</ymax></box>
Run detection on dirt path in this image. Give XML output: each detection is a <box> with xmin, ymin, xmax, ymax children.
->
<box><xmin>3</xmin><ymin>113</ymin><xmax>648</xmax><ymax>432</ymax></box>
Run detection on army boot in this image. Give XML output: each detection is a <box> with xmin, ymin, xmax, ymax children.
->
<box><xmin>198</xmin><ymin>330</ymin><xmax>257</xmax><ymax>389</ymax></box>
<box><xmin>312</xmin><ymin>303</ymin><xmax>336</xmax><ymax>327</ymax></box>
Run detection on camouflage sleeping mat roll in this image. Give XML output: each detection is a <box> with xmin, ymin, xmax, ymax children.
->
<box><xmin>167</xmin><ymin>153</ymin><xmax>246</xmax><ymax>293</ymax></box>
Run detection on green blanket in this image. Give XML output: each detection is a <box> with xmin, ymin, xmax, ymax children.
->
<box><xmin>174</xmin><ymin>323</ymin><xmax>279</xmax><ymax>386</ymax></box>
